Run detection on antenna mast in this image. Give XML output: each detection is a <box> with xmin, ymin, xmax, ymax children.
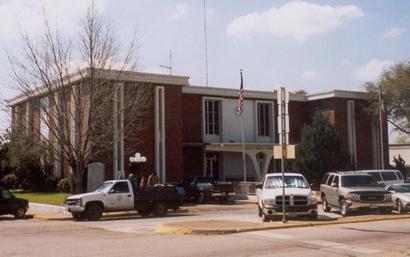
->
<box><xmin>160</xmin><ymin>50</ymin><xmax>173</xmax><ymax>75</ymax></box>
<box><xmin>203</xmin><ymin>0</ymin><xmax>209</xmax><ymax>86</ymax></box>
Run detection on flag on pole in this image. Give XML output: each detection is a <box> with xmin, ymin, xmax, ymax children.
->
<box><xmin>236</xmin><ymin>69</ymin><xmax>244</xmax><ymax>116</ymax></box>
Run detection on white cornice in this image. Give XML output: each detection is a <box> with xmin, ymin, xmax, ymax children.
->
<box><xmin>183</xmin><ymin>86</ymin><xmax>369</xmax><ymax>102</ymax></box>
<box><xmin>6</xmin><ymin>68</ymin><xmax>190</xmax><ymax>107</ymax></box>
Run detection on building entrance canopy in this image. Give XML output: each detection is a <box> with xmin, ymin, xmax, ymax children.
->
<box><xmin>204</xmin><ymin>143</ymin><xmax>277</xmax><ymax>181</ymax></box>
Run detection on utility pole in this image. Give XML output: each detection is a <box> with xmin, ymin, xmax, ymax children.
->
<box><xmin>203</xmin><ymin>0</ymin><xmax>209</xmax><ymax>86</ymax></box>
<box><xmin>277</xmin><ymin>87</ymin><xmax>289</xmax><ymax>223</ymax></box>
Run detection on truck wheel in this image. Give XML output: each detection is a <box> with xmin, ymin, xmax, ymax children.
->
<box><xmin>14</xmin><ymin>207</ymin><xmax>26</xmax><ymax>219</ymax></box>
<box><xmin>322</xmin><ymin>195</ymin><xmax>331</xmax><ymax>212</ymax></box>
<box><xmin>72</xmin><ymin>213</ymin><xmax>85</xmax><ymax>221</ymax></box>
<box><xmin>258</xmin><ymin>206</ymin><xmax>262</xmax><ymax>217</ymax></box>
<box><xmin>197</xmin><ymin>192</ymin><xmax>206</xmax><ymax>204</ymax></box>
<box><xmin>397</xmin><ymin>199</ymin><xmax>405</xmax><ymax>213</ymax></box>
<box><xmin>153</xmin><ymin>202</ymin><xmax>167</xmax><ymax>217</ymax></box>
<box><xmin>340</xmin><ymin>200</ymin><xmax>349</xmax><ymax>217</ymax></box>
<box><xmin>309</xmin><ymin>212</ymin><xmax>319</xmax><ymax>220</ymax></box>
<box><xmin>262</xmin><ymin>212</ymin><xmax>270</xmax><ymax>222</ymax></box>
<box><xmin>138</xmin><ymin>207</ymin><xmax>151</xmax><ymax>217</ymax></box>
<box><xmin>86</xmin><ymin>203</ymin><xmax>102</xmax><ymax>221</ymax></box>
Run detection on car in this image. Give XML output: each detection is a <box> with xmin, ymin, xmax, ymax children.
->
<box><xmin>359</xmin><ymin>170</ymin><xmax>404</xmax><ymax>187</ymax></box>
<box><xmin>256</xmin><ymin>173</ymin><xmax>318</xmax><ymax>222</ymax></box>
<box><xmin>0</xmin><ymin>187</ymin><xmax>29</xmax><ymax>219</ymax></box>
<box><xmin>386</xmin><ymin>184</ymin><xmax>410</xmax><ymax>213</ymax></box>
<box><xmin>320</xmin><ymin>172</ymin><xmax>393</xmax><ymax>216</ymax></box>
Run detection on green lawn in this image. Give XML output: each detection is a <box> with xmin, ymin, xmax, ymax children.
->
<box><xmin>11</xmin><ymin>190</ymin><xmax>71</xmax><ymax>206</ymax></box>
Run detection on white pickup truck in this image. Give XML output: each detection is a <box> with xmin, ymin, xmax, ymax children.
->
<box><xmin>256</xmin><ymin>173</ymin><xmax>318</xmax><ymax>222</ymax></box>
<box><xmin>65</xmin><ymin>180</ymin><xmax>181</xmax><ymax>221</ymax></box>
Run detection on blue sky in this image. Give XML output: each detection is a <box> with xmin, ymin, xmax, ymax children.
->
<box><xmin>0</xmin><ymin>0</ymin><xmax>409</xmax><ymax>140</ymax></box>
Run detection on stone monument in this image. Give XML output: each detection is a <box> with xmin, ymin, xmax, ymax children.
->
<box><xmin>87</xmin><ymin>162</ymin><xmax>105</xmax><ymax>192</ymax></box>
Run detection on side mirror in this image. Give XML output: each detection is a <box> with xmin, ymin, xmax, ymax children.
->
<box><xmin>331</xmin><ymin>183</ymin><xmax>337</xmax><ymax>187</ymax></box>
<box><xmin>108</xmin><ymin>188</ymin><xmax>115</xmax><ymax>194</ymax></box>
<box><xmin>256</xmin><ymin>184</ymin><xmax>262</xmax><ymax>189</ymax></box>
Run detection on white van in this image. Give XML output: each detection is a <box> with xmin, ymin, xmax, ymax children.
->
<box><xmin>359</xmin><ymin>170</ymin><xmax>404</xmax><ymax>186</ymax></box>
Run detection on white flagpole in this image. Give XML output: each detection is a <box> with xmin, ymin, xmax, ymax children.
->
<box><xmin>241</xmin><ymin>112</ymin><xmax>247</xmax><ymax>182</ymax></box>
<box><xmin>379</xmin><ymin>87</ymin><xmax>384</xmax><ymax>169</ymax></box>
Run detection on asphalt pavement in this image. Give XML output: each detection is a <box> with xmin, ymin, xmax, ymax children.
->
<box><xmin>1</xmin><ymin>208</ymin><xmax>410</xmax><ymax>257</ymax></box>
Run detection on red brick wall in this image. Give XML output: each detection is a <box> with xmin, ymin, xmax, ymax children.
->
<box><xmin>164</xmin><ymin>85</ymin><xmax>185</xmax><ymax>182</ymax></box>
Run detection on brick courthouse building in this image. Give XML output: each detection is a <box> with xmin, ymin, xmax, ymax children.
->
<box><xmin>8</xmin><ymin>69</ymin><xmax>389</xmax><ymax>183</ymax></box>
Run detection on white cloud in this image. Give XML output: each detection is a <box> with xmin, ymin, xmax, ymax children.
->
<box><xmin>302</xmin><ymin>70</ymin><xmax>317</xmax><ymax>79</ymax></box>
<box><xmin>170</xmin><ymin>2</ymin><xmax>189</xmax><ymax>20</ymax></box>
<box><xmin>356</xmin><ymin>59</ymin><xmax>394</xmax><ymax>82</ymax></box>
<box><xmin>0</xmin><ymin>0</ymin><xmax>110</xmax><ymax>39</ymax></box>
<box><xmin>384</xmin><ymin>27</ymin><xmax>407</xmax><ymax>38</ymax></box>
<box><xmin>226</xmin><ymin>1</ymin><xmax>364</xmax><ymax>41</ymax></box>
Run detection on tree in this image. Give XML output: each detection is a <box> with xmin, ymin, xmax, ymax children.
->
<box><xmin>6</xmin><ymin>3</ymin><xmax>151</xmax><ymax>192</ymax></box>
<box><xmin>393</xmin><ymin>154</ymin><xmax>406</xmax><ymax>179</ymax></box>
<box><xmin>366</xmin><ymin>61</ymin><xmax>410</xmax><ymax>135</ymax></box>
<box><xmin>292</xmin><ymin>111</ymin><xmax>351</xmax><ymax>186</ymax></box>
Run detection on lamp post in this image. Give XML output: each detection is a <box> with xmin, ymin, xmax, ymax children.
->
<box><xmin>129</xmin><ymin>153</ymin><xmax>147</xmax><ymax>185</ymax></box>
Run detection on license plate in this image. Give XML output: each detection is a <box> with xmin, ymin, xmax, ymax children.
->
<box><xmin>369</xmin><ymin>204</ymin><xmax>377</xmax><ymax>208</ymax></box>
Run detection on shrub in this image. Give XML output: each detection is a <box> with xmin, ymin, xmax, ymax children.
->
<box><xmin>1</xmin><ymin>174</ymin><xmax>18</xmax><ymax>189</ymax></box>
<box><xmin>57</xmin><ymin>178</ymin><xmax>73</xmax><ymax>193</ymax></box>
<box><xmin>41</xmin><ymin>176</ymin><xmax>58</xmax><ymax>192</ymax></box>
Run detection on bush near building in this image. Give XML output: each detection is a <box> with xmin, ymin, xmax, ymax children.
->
<box><xmin>293</xmin><ymin>111</ymin><xmax>351</xmax><ymax>188</ymax></box>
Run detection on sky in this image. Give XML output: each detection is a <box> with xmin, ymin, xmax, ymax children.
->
<box><xmin>0</xmin><ymin>0</ymin><xmax>409</xmax><ymax>140</ymax></box>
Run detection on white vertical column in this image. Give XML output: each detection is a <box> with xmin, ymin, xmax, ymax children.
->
<box><xmin>347</xmin><ymin>100</ymin><xmax>357</xmax><ymax>166</ymax></box>
<box><xmin>155</xmin><ymin>86</ymin><xmax>166</xmax><ymax>183</ymax></box>
<box><xmin>113</xmin><ymin>85</ymin><xmax>118</xmax><ymax>179</ymax></box>
<box><xmin>119</xmin><ymin>83</ymin><xmax>125</xmax><ymax>178</ymax></box>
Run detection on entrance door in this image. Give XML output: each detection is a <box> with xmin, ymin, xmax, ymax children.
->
<box><xmin>206</xmin><ymin>153</ymin><xmax>220</xmax><ymax>180</ymax></box>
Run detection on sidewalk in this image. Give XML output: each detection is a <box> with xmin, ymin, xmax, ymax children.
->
<box><xmin>155</xmin><ymin>213</ymin><xmax>410</xmax><ymax>235</ymax></box>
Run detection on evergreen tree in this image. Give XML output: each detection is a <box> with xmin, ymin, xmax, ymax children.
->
<box><xmin>293</xmin><ymin>111</ymin><xmax>351</xmax><ymax>187</ymax></box>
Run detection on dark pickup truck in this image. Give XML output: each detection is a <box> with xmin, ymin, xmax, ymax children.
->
<box><xmin>185</xmin><ymin>177</ymin><xmax>234</xmax><ymax>203</ymax></box>
<box><xmin>0</xmin><ymin>187</ymin><xmax>29</xmax><ymax>219</ymax></box>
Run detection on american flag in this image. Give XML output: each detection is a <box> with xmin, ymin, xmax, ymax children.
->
<box><xmin>236</xmin><ymin>69</ymin><xmax>244</xmax><ymax>116</ymax></box>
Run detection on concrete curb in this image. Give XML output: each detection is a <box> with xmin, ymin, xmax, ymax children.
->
<box><xmin>155</xmin><ymin>214</ymin><xmax>410</xmax><ymax>235</ymax></box>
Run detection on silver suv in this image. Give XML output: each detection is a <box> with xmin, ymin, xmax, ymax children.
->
<box><xmin>320</xmin><ymin>172</ymin><xmax>393</xmax><ymax>216</ymax></box>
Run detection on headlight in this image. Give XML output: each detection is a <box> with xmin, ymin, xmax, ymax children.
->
<box><xmin>263</xmin><ymin>199</ymin><xmax>275</xmax><ymax>206</ymax></box>
<box><xmin>384</xmin><ymin>194</ymin><xmax>392</xmax><ymax>200</ymax></box>
<box><xmin>347</xmin><ymin>193</ymin><xmax>360</xmax><ymax>200</ymax></box>
<box><xmin>76</xmin><ymin>198</ymin><xmax>83</xmax><ymax>206</ymax></box>
<box><xmin>308</xmin><ymin>193</ymin><xmax>317</xmax><ymax>205</ymax></box>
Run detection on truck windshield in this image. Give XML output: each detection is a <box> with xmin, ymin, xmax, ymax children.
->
<box><xmin>265</xmin><ymin>176</ymin><xmax>309</xmax><ymax>189</ymax></box>
<box><xmin>95</xmin><ymin>182</ymin><xmax>114</xmax><ymax>192</ymax></box>
<box><xmin>341</xmin><ymin>176</ymin><xmax>378</xmax><ymax>187</ymax></box>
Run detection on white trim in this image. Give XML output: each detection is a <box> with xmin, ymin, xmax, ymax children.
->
<box><xmin>119</xmin><ymin>83</ymin><xmax>125</xmax><ymax>178</ymax></box>
<box><xmin>7</xmin><ymin>68</ymin><xmax>189</xmax><ymax>107</ymax></box>
<box><xmin>183</xmin><ymin>86</ymin><xmax>368</xmax><ymax>101</ymax></box>
<box><xmin>155</xmin><ymin>86</ymin><xmax>166</xmax><ymax>183</ymax></box>
<box><xmin>347</xmin><ymin>100</ymin><xmax>357</xmax><ymax>166</ymax></box>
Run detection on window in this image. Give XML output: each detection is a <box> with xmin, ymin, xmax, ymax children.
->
<box><xmin>326</xmin><ymin>175</ymin><xmax>334</xmax><ymax>186</ymax></box>
<box><xmin>321</xmin><ymin>174</ymin><xmax>329</xmax><ymax>184</ymax></box>
<box><xmin>368</xmin><ymin>172</ymin><xmax>382</xmax><ymax>182</ymax></box>
<box><xmin>1</xmin><ymin>189</ymin><xmax>12</xmax><ymax>199</ymax></box>
<box><xmin>205</xmin><ymin>100</ymin><xmax>220</xmax><ymax>135</ymax></box>
<box><xmin>258</xmin><ymin>103</ymin><xmax>271</xmax><ymax>137</ymax></box>
<box><xmin>333</xmin><ymin>176</ymin><xmax>339</xmax><ymax>187</ymax></box>
<box><xmin>341</xmin><ymin>175</ymin><xmax>378</xmax><ymax>187</ymax></box>
<box><xmin>381</xmin><ymin>171</ymin><xmax>398</xmax><ymax>181</ymax></box>
<box><xmin>396</xmin><ymin>171</ymin><xmax>404</xmax><ymax>180</ymax></box>
<box><xmin>111</xmin><ymin>182</ymin><xmax>130</xmax><ymax>193</ymax></box>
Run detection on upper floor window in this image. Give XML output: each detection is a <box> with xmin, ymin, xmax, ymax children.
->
<box><xmin>258</xmin><ymin>103</ymin><xmax>271</xmax><ymax>137</ymax></box>
<box><xmin>205</xmin><ymin>100</ymin><xmax>220</xmax><ymax>135</ymax></box>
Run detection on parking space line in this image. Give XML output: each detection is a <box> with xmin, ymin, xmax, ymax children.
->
<box><xmin>242</xmin><ymin>231</ymin><xmax>294</xmax><ymax>240</ymax></box>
